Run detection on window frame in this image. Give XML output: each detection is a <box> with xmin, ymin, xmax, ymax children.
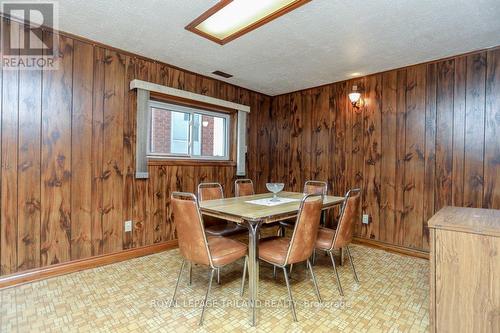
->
<box><xmin>147</xmin><ymin>100</ymin><xmax>231</xmax><ymax>161</ymax></box>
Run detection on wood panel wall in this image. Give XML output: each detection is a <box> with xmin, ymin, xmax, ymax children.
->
<box><xmin>268</xmin><ymin>47</ymin><xmax>500</xmax><ymax>252</ymax></box>
<box><xmin>0</xmin><ymin>18</ymin><xmax>271</xmax><ymax>276</ymax></box>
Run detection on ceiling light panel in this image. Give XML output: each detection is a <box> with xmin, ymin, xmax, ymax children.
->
<box><xmin>186</xmin><ymin>0</ymin><xmax>311</xmax><ymax>45</ymax></box>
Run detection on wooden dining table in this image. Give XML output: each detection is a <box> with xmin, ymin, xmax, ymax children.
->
<box><xmin>199</xmin><ymin>191</ymin><xmax>344</xmax><ymax>326</ymax></box>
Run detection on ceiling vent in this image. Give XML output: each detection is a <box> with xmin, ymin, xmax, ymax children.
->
<box><xmin>212</xmin><ymin>70</ymin><xmax>233</xmax><ymax>78</ymax></box>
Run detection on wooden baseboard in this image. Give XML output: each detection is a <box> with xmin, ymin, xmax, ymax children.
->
<box><xmin>0</xmin><ymin>240</ymin><xmax>178</xmax><ymax>290</ymax></box>
<box><xmin>353</xmin><ymin>237</ymin><xmax>429</xmax><ymax>259</ymax></box>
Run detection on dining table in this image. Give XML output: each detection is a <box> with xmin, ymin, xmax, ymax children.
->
<box><xmin>199</xmin><ymin>191</ymin><xmax>345</xmax><ymax>326</ymax></box>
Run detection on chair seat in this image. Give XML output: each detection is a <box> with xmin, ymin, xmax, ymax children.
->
<box><xmin>207</xmin><ymin>236</ymin><xmax>247</xmax><ymax>267</ymax></box>
<box><xmin>258</xmin><ymin>236</ymin><xmax>291</xmax><ymax>266</ymax></box>
<box><xmin>205</xmin><ymin>222</ymin><xmax>247</xmax><ymax>237</ymax></box>
<box><xmin>315</xmin><ymin>227</ymin><xmax>335</xmax><ymax>250</ymax></box>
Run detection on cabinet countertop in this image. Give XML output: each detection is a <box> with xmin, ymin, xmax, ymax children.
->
<box><xmin>428</xmin><ymin>206</ymin><xmax>500</xmax><ymax>237</ymax></box>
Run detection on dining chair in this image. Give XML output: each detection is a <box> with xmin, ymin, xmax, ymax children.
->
<box><xmin>197</xmin><ymin>182</ymin><xmax>247</xmax><ymax>284</ymax></box>
<box><xmin>170</xmin><ymin>192</ymin><xmax>248</xmax><ymax>326</ymax></box>
<box><xmin>197</xmin><ymin>182</ymin><xmax>247</xmax><ymax>237</ymax></box>
<box><xmin>234</xmin><ymin>179</ymin><xmax>255</xmax><ymax>197</ymax></box>
<box><xmin>252</xmin><ymin>194</ymin><xmax>324</xmax><ymax>321</ymax></box>
<box><xmin>315</xmin><ymin>188</ymin><xmax>361</xmax><ymax>296</ymax></box>
<box><xmin>278</xmin><ymin>180</ymin><xmax>328</xmax><ymax>237</ymax></box>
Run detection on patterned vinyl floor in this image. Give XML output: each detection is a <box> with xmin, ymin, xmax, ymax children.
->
<box><xmin>0</xmin><ymin>243</ymin><xmax>429</xmax><ymax>332</ymax></box>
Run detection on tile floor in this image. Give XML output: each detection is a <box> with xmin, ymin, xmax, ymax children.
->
<box><xmin>0</xmin><ymin>244</ymin><xmax>429</xmax><ymax>332</ymax></box>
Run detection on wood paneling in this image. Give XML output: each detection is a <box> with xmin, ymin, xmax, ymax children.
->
<box><xmin>91</xmin><ymin>47</ymin><xmax>105</xmax><ymax>256</ymax></box>
<box><xmin>102</xmin><ymin>50</ymin><xmax>125</xmax><ymax>253</ymax></box>
<box><xmin>484</xmin><ymin>50</ymin><xmax>500</xmax><ymax>209</ymax></box>
<box><xmin>361</xmin><ymin>74</ymin><xmax>382</xmax><ymax>240</ymax></box>
<box><xmin>40</xmin><ymin>32</ymin><xmax>73</xmax><ymax>266</ymax></box>
<box><xmin>0</xmin><ymin>18</ymin><xmax>271</xmax><ymax>276</ymax></box>
<box><xmin>463</xmin><ymin>53</ymin><xmax>486</xmax><ymax>208</ymax></box>
<box><xmin>269</xmin><ymin>48</ymin><xmax>500</xmax><ymax>252</ymax></box>
<box><xmin>380</xmin><ymin>71</ymin><xmax>397</xmax><ymax>244</ymax></box>
<box><xmin>17</xmin><ymin>24</ymin><xmax>42</xmax><ymax>271</ymax></box>
<box><xmin>70</xmin><ymin>40</ymin><xmax>94</xmax><ymax>260</ymax></box>
<box><xmin>1</xmin><ymin>19</ymin><xmax>20</xmax><ymax>274</ymax></box>
<box><xmin>423</xmin><ymin>63</ymin><xmax>436</xmax><ymax>251</ymax></box>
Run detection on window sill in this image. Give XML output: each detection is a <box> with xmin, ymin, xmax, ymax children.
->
<box><xmin>147</xmin><ymin>159</ymin><xmax>237</xmax><ymax>167</ymax></box>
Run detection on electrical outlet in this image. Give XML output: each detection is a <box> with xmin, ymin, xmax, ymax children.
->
<box><xmin>362</xmin><ymin>214</ymin><xmax>370</xmax><ymax>225</ymax></box>
<box><xmin>124</xmin><ymin>220</ymin><xmax>133</xmax><ymax>232</ymax></box>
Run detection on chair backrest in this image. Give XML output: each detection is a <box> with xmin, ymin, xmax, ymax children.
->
<box><xmin>197</xmin><ymin>182</ymin><xmax>224</xmax><ymax>202</ymax></box>
<box><xmin>171</xmin><ymin>192</ymin><xmax>212</xmax><ymax>267</ymax></box>
<box><xmin>304</xmin><ymin>180</ymin><xmax>328</xmax><ymax>195</ymax></box>
<box><xmin>285</xmin><ymin>194</ymin><xmax>323</xmax><ymax>265</ymax></box>
<box><xmin>332</xmin><ymin>189</ymin><xmax>361</xmax><ymax>249</ymax></box>
<box><xmin>235</xmin><ymin>179</ymin><xmax>255</xmax><ymax>197</ymax></box>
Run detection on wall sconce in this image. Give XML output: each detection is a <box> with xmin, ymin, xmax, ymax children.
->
<box><xmin>348</xmin><ymin>85</ymin><xmax>364</xmax><ymax>109</ymax></box>
<box><xmin>202</xmin><ymin>120</ymin><xmax>209</xmax><ymax>127</ymax></box>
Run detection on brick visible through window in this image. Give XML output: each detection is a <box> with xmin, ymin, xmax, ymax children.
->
<box><xmin>149</xmin><ymin>103</ymin><xmax>228</xmax><ymax>159</ymax></box>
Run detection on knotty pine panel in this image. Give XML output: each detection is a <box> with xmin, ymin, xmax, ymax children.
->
<box><xmin>423</xmin><ymin>63</ymin><xmax>437</xmax><ymax>251</ymax></box>
<box><xmin>17</xmin><ymin>24</ymin><xmax>42</xmax><ymax>271</ymax></box>
<box><xmin>1</xmin><ymin>18</ymin><xmax>20</xmax><ymax>274</ymax></box>
<box><xmin>484</xmin><ymin>49</ymin><xmax>500</xmax><ymax>209</ymax></box>
<box><xmin>268</xmin><ymin>48</ymin><xmax>500</xmax><ymax>252</ymax></box>
<box><xmin>40</xmin><ymin>32</ymin><xmax>73</xmax><ymax>266</ymax></box>
<box><xmin>380</xmin><ymin>71</ymin><xmax>397</xmax><ymax>244</ymax></box>
<box><xmin>70</xmin><ymin>40</ymin><xmax>94</xmax><ymax>260</ymax></box>
<box><xmin>463</xmin><ymin>53</ymin><xmax>486</xmax><ymax>208</ymax></box>
<box><xmin>0</xmin><ymin>17</ymin><xmax>271</xmax><ymax>276</ymax></box>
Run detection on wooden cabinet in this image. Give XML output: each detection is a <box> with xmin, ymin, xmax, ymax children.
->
<box><xmin>429</xmin><ymin>207</ymin><xmax>500</xmax><ymax>333</ymax></box>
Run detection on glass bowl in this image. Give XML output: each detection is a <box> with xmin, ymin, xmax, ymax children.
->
<box><xmin>266</xmin><ymin>183</ymin><xmax>285</xmax><ymax>202</ymax></box>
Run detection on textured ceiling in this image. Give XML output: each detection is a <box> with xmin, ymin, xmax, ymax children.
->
<box><xmin>57</xmin><ymin>0</ymin><xmax>500</xmax><ymax>95</ymax></box>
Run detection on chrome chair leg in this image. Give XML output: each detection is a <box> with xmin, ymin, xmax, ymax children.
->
<box><xmin>273</xmin><ymin>265</ymin><xmax>277</xmax><ymax>279</ymax></box>
<box><xmin>289</xmin><ymin>263</ymin><xmax>293</xmax><ymax>277</ymax></box>
<box><xmin>188</xmin><ymin>262</ymin><xmax>192</xmax><ymax>286</ymax></box>
<box><xmin>328</xmin><ymin>251</ymin><xmax>344</xmax><ymax>296</ymax></box>
<box><xmin>282</xmin><ymin>266</ymin><xmax>298</xmax><ymax>322</ymax></box>
<box><xmin>171</xmin><ymin>260</ymin><xmax>186</xmax><ymax>305</ymax></box>
<box><xmin>199</xmin><ymin>268</ymin><xmax>215</xmax><ymax>326</ymax></box>
<box><xmin>346</xmin><ymin>246</ymin><xmax>359</xmax><ymax>283</ymax></box>
<box><xmin>307</xmin><ymin>259</ymin><xmax>322</xmax><ymax>303</ymax></box>
<box><xmin>312</xmin><ymin>249</ymin><xmax>317</xmax><ymax>265</ymax></box>
<box><xmin>217</xmin><ymin>268</ymin><xmax>221</xmax><ymax>284</ymax></box>
<box><xmin>277</xmin><ymin>225</ymin><xmax>284</xmax><ymax>237</ymax></box>
<box><xmin>240</xmin><ymin>256</ymin><xmax>248</xmax><ymax>296</ymax></box>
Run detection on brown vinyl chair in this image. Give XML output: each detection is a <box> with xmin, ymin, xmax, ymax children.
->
<box><xmin>234</xmin><ymin>179</ymin><xmax>255</xmax><ymax>197</ymax></box>
<box><xmin>198</xmin><ymin>182</ymin><xmax>247</xmax><ymax>284</ymax></box>
<box><xmin>315</xmin><ymin>188</ymin><xmax>361</xmax><ymax>296</ymax></box>
<box><xmin>255</xmin><ymin>194</ymin><xmax>324</xmax><ymax>321</ymax></box>
<box><xmin>170</xmin><ymin>192</ymin><xmax>248</xmax><ymax>326</ymax></box>
<box><xmin>278</xmin><ymin>180</ymin><xmax>328</xmax><ymax>236</ymax></box>
<box><xmin>197</xmin><ymin>182</ymin><xmax>247</xmax><ymax>237</ymax></box>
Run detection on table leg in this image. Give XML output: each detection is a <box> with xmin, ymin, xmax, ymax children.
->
<box><xmin>246</xmin><ymin>219</ymin><xmax>262</xmax><ymax>327</ymax></box>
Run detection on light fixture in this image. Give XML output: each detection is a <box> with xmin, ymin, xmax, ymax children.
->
<box><xmin>202</xmin><ymin>120</ymin><xmax>209</xmax><ymax>127</ymax></box>
<box><xmin>186</xmin><ymin>0</ymin><xmax>311</xmax><ymax>45</ymax></box>
<box><xmin>349</xmin><ymin>85</ymin><xmax>364</xmax><ymax>109</ymax></box>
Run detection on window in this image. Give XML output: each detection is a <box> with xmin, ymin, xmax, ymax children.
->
<box><xmin>149</xmin><ymin>101</ymin><xmax>230</xmax><ymax>160</ymax></box>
